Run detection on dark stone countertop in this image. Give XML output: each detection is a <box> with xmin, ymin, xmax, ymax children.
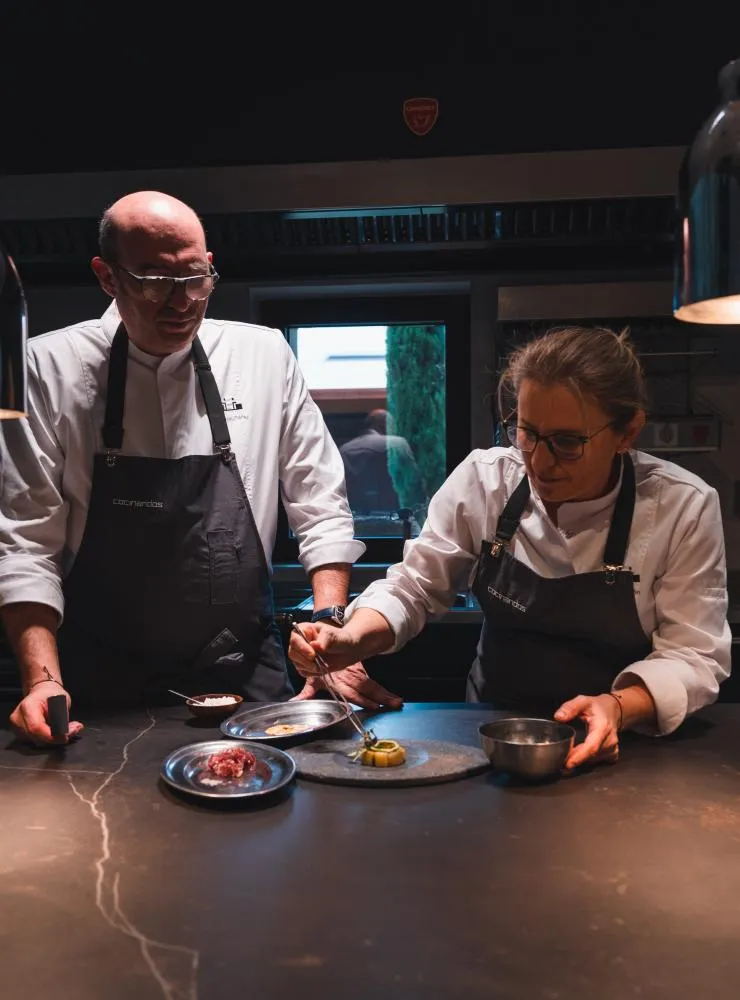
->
<box><xmin>2</xmin><ymin>701</ymin><xmax>740</xmax><ymax>1000</ymax></box>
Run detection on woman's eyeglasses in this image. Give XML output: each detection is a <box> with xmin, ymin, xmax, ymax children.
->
<box><xmin>504</xmin><ymin>419</ymin><xmax>614</xmax><ymax>461</ymax></box>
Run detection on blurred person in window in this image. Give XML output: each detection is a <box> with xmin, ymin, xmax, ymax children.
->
<box><xmin>340</xmin><ymin>409</ymin><xmax>427</xmax><ymax>521</ymax></box>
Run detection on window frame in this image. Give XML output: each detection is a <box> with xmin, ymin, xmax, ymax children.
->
<box><xmin>258</xmin><ymin>295</ymin><xmax>471</xmax><ymax>565</ymax></box>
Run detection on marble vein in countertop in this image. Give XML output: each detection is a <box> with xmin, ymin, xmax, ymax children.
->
<box><xmin>4</xmin><ymin>710</ymin><xmax>201</xmax><ymax>1000</ymax></box>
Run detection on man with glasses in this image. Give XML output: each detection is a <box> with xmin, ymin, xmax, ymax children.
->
<box><xmin>0</xmin><ymin>190</ymin><xmax>401</xmax><ymax>744</ymax></box>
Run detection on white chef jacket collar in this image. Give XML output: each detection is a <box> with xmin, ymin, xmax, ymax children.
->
<box><xmin>100</xmin><ymin>301</ymin><xmax>198</xmax><ymax>373</ymax></box>
<box><xmin>527</xmin><ymin>456</ymin><xmax>625</xmax><ymax>529</ymax></box>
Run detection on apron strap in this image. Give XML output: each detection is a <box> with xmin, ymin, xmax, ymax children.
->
<box><xmin>102</xmin><ymin>324</ymin><xmax>129</xmax><ymax>451</ymax></box>
<box><xmin>191</xmin><ymin>335</ymin><xmax>232</xmax><ymax>455</ymax></box>
<box><xmin>102</xmin><ymin>325</ymin><xmax>233</xmax><ymax>457</ymax></box>
<box><xmin>602</xmin><ymin>452</ymin><xmax>636</xmax><ymax>568</ymax></box>
<box><xmin>494</xmin><ymin>474</ymin><xmax>531</xmax><ymax>544</ymax></box>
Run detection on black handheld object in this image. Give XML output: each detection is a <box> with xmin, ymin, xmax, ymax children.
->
<box><xmin>47</xmin><ymin>694</ymin><xmax>69</xmax><ymax>740</ymax></box>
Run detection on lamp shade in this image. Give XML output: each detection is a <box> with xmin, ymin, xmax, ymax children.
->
<box><xmin>0</xmin><ymin>244</ymin><xmax>28</xmax><ymax>418</ymax></box>
<box><xmin>674</xmin><ymin>58</ymin><xmax>740</xmax><ymax>324</ymax></box>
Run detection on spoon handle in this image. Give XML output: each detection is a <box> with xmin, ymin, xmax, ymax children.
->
<box><xmin>167</xmin><ymin>688</ymin><xmax>205</xmax><ymax>705</ymax></box>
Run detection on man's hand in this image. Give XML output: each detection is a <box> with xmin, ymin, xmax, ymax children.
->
<box><xmin>291</xmin><ymin>662</ymin><xmax>403</xmax><ymax>711</ymax></box>
<box><xmin>554</xmin><ymin>693</ymin><xmax>621</xmax><ymax>769</ymax></box>
<box><xmin>9</xmin><ymin>682</ymin><xmax>84</xmax><ymax>746</ymax></box>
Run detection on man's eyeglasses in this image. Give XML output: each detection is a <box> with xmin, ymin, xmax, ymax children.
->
<box><xmin>504</xmin><ymin>418</ymin><xmax>615</xmax><ymax>461</ymax></box>
<box><xmin>110</xmin><ymin>263</ymin><xmax>219</xmax><ymax>303</ymax></box>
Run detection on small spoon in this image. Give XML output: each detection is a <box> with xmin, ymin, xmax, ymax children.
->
<box><xmin>168</xmin><ymin>688</ymin><xmax>207</xmax><ymax>706</ymax></box>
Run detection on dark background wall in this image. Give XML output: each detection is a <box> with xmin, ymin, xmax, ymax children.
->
<box><xmin>1</xmin><ymin>1</ymin><xmax>738</xmax><ymax>175</ymax></box>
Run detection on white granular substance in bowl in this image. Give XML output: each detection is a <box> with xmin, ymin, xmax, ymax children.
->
<box><xmin>191</xmin><ymin>696</ymin><xmax>237</xmax><ymax>707</ymax></box>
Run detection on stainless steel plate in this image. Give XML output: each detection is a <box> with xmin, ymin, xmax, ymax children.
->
<box><xmin>220</xmin><ymin>700</ymin><xmax>351</xmax><ymax>742</ymax></box>
<box><xmin>160</xmin><ymin>739</ymin><xmax>296</xmax><ymax>800</ymax></box>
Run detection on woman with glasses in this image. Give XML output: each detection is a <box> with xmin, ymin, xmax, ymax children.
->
<box><xmin>290</xmin><ymin>325</ymin><xmax>731</xmax><ymax>769</ymax></box>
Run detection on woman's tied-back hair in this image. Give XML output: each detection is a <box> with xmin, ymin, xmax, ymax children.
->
<box><xmin>498</xmin><ymin>325</ymin><xmax>647</xmax><ymax>430</ymax></box>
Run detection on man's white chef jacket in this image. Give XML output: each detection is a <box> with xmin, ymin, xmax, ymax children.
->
<box><xmin>0</xmin><ymin>303</ymin><xmax>365</xmax><ymax>619</ymax></box>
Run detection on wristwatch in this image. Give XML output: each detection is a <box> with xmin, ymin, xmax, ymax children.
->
<box><xmin>311</xmin><ymin>605</ymin><xmax>346</xmax><ymax>627</ymax></box>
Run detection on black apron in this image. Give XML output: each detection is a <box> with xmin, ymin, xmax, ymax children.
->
<box><xmin>467</xmin><ymin>454</ymin><xmax>651</xmax><ymax>714</ymax></box>
<box><xmin>57</xmin><ymin>324</ymin><xmax>293</xmax><ymax>706</ymax></box>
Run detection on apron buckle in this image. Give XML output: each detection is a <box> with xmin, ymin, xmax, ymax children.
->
<box><xmin>602</xmin><ymin>563</ymin><xmax>624</xmax><ymax>585</ymax></box>
<box><xmin>104</xmin><ymin>449</ymin><xmax>118</xmax><ymax>468</ymax></box>
<box><xmin>216</xmin><ymin>443</ymin><xmax>234</xmax><ymax>464</ymax></box>
<box><xmin>490</xmin><ymin>539</ymin><xmax>505</xmax><ymax>558</ymax></box>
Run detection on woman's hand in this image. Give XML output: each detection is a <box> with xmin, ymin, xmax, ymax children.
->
<box><xmin>288</xmin><ymin>621</ymin><xmax>364</xmax><ymax>675</ymax></box>
<box><xmin>554</xmin><ymin>693</ymin><xmax>622</xmax><ymax>769</ymax></box>
<box><xmin>288</xmin><ymin>609</ymin><xmax>395</xmax><ymax>676</ymax></box>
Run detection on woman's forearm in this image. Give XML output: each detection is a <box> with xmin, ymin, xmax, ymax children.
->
<box><xmin>344</xmin><ymin>608</ymin><xmax>396</xmax><ymax>660</ymax></box>
<box><xmin>612</xmin><ymin>682</ymin><xmax>657</xmax><ymax>730</ymax></box>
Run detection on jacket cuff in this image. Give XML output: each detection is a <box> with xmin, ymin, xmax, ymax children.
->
<box><xmin>0</xmin><ymin>578</ymin><xmax>64</xmax><ymax>625</ymax></box>
<box><xmin>300</xmin><ymin>539</ymin><xmax>367</xmax><ymax>575</ymax></box>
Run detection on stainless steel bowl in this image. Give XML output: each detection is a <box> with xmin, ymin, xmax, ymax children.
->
<box><xmin>478</xmin><ymin>718</ymin><xmax>575</xmax><ymax>781</ymax></box>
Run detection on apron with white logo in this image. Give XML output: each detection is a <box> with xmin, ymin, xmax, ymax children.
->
<box><xmin>468</xmin><ymin>454</ymin><xmax>651</xmax><ymax>713</ymax></box>
<box><xmin>58</xmin><ymin>325</ymin><xmax>292</xmax><ymax>705</ymax></box>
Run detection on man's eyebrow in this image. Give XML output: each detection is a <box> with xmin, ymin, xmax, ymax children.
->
<box><xmin>136</xmin><ymin>262</ymin><xmax>209</xmax><ymax>275</ymax></box>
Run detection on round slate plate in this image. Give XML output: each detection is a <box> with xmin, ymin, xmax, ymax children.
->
<box><xmin>290</xmin><ymin>739</ymin><xmax>491</xmax><ymax>787</ymax></box>
<box><xmin>161</xmin><ymin>739</ymin><xmax>296</xmax><ymax>800</ymax></box>
<box><xmin>220</xmin><ymin>700</ymin><xmax>350</xmax><ymax>743</ymax></box>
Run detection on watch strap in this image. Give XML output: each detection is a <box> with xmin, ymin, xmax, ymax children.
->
<box><xmin>311</xmin><ymin>605</ymin><xmax>346</xmax><ymax>626</ymax></box>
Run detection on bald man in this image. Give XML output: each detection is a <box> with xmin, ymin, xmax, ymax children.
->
<box><xmin>0</xmin><ymin>191</ymin><xmax>401</xmax><ymax>744</ymax></box>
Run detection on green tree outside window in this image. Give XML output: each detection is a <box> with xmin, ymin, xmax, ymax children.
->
<box><xmin>385</xmin><ymin>324</ymin><xmax>446</xmax><ymax>524</ymax></box>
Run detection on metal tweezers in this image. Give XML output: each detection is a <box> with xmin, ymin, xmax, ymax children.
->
<box><xmin>290</xmin><ymin>621</ymin><xmax>377</xmax><ymax>748</ymax></box>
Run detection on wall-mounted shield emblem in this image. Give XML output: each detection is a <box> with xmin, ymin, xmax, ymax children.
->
<box><xmin>403</xmin><ymin>97</ymin><xmax>439</xmax><ymax>136</ymax></box>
